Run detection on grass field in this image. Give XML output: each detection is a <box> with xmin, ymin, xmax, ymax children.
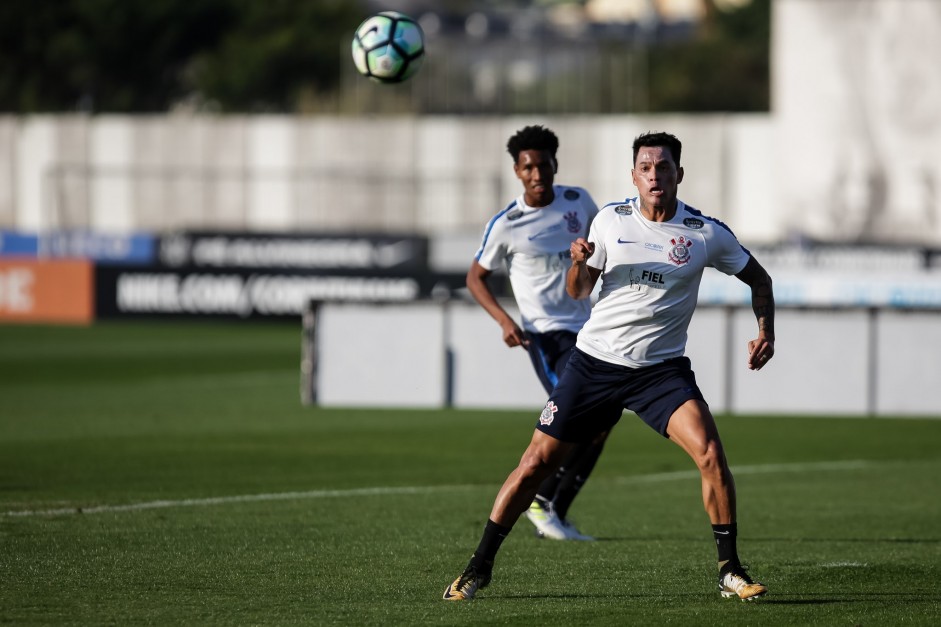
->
<box><xmin>1</xmin><ymin>321</ymin><xmax>940</xmax><ymax>625</ymax></box>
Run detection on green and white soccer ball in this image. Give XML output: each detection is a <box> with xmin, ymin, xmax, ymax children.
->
<box><xmin>351</xmin><ymin>11</ymin><xmax>425</xmax><ymax>84</ymax></box>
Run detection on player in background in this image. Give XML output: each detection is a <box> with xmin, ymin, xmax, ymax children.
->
<box><xmin>465</xmin><ymin>125</ymin><xmax>607</xmax><ymax>541</ymax></box>
<box><xmin>445</xmin><ymin>131</ymin><xmax>775</xmax><ymax>602</ymax></box>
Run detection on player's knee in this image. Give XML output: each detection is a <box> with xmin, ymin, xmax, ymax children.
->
<box><xmin>696</xmin><ymin>440</ymin><xmax>728</xmax><ymax>479</ymax></box>
<box><xmin>517</xmin><ymin>449</ymin><xmax>557</xmax><ymax>484</ymax></box>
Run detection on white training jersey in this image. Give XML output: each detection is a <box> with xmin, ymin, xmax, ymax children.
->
<box><xmin>474</xmin><ymin>185</ymin><xmax>598</xmax><ymax>333</ymax></box>
<box><xmin>577</xmin><ymin>197</ymin><xmax>750</xmax><ymax>368</ymax></box>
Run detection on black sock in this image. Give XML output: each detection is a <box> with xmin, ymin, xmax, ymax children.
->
<box><xmin>712</xmin><ymin>523</ymin><xmax>739</xmax><ymax>574</ymax></box>
<box><xmin>553</xmin><ymin>440</ymin><xmax>605</xmax><ymax>520</ymax></box>
<box><xmin>535</xmin><ymin>440</ymin><xmax>593</xmax><ymax>508</ymax></box>
<box><xmin>468</xmin><ymin>520</ymin><xmax>512</xmax><ymax>573</ymax></box>
<box><xmin>535</xmin><ymin>466</ymin><xmax>566</xmax><ymax>504</ymax></box>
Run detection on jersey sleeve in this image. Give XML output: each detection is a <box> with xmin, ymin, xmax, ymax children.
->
<box><xmin>572</xmin><ymin>187</ymin><xmax>598</xmax><ymax>224</ymax></box>
<box><xmin>708</xmin><ymin>225</ymin><xmax>750</xmax><ymax>276</ymax></box>
<box><xmin>586</xmin><ymin>207</ymin><xmax>609</xmax><ymax>271</ymax></box>
<box><xmin>474</xmin><ymin>213</ymin><xmax>509</xmax><ymax>272</ymax></box>
<box><xmin>579</xmin><ymin>187</ymin><xmax>600</xmax><ymax>223</ymax></box>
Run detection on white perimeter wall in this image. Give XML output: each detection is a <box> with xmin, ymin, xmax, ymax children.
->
<box><xmin>311</xmin><ymin>301</ymin><xmax>941</xmax><ymax>418</ymax></box>
<box><xmin>0</xmin><ymin>113</ymin><xmax>777</xmax><ymax>245</ymax></box>
<box><xmin>773</xmin><ymin>0</ymin><xmax>941</xmax><ymax>244</ymax></box>
<box><xmin>2</xmin><ymin>0</ymin><xmax>941</xmax><ymax>247</ymax></box>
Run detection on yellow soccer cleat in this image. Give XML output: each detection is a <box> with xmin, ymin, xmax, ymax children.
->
<box><xmin>442</xmin><ymin>566</ymin><xmax>491</xmax><ymax>601</ymax></box>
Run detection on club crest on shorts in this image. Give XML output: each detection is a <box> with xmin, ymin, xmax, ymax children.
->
<box><xmin>539</xmin><ymin>401</ymin><xmax>559</xmax><ymax>425</ymax></box>
<box><xmin>668</xmin><ymin>236</ymin><xmax>694</xmax><ymax>266</ymax></box>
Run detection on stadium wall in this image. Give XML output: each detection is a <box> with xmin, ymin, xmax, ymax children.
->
<box><xmin>0</xmin><ymin>0</ymin><xmax>939</xmax><ymax>246</ymax></box>
<box><xmin>773</xmin><ymin>0</ymin><xmax>941</xmax><ymax>245</ymax></box>
<box><xmin>2</xmin><ymin>109</ymin><xmax>939</xmax><ymax>250</ymax></box>
<box><xmin>306</xmin><ymin>300</ymin><xmax>941</xmax><ymax>418</ymax></box>
<box><xmin>0</xmin><ymin>113</ymin><xmax>774</xmax><ymax>244</ymax></box>
<box><xmin>0</xmin><ymin>258</ymin><xmax>94</xmax><ymax>324</ymax></box>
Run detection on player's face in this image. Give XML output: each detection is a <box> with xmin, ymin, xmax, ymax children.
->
<box><xmin>514</xmin><ymin>149</ymin><xmax>556</xmax><ymax>207</ymax></box>
<box><xmin>632</xmin><ymin>146</ymin><xmax>683</xmax><ymax>213</ymax></box>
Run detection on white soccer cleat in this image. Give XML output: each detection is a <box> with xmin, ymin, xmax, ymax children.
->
<box><xmin>560</xmin><ymin>518</ymin><xmax>595</xmax><ymax>541</ymax></box>
<box><xmin>526</xmin><ymin>500</ymin><xmax>594</xmax><ymax>541</ymax></box>
<box><xmin>719</xmin><ymin>567</ymin><xmax>768</xmax><ymax>601</ymax></box>
<box><xmin>525</xmin><ymin>500</ymin><xmax>569</xmax><ymax>540</ymax></box>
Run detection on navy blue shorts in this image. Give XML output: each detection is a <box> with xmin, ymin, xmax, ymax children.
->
<box><xmin>535</xmin><ymin>348</ymin><xmax>706</xmax><ymax>442</ymax></box>
<box><xmin>524</xmin><ymin>330</ymin><xmax>577</xmax><ymax>394</ymax></box>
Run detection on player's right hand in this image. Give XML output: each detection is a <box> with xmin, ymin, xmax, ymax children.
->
<box><xmin>502</xmin><ymin>321</ymin><xmax>529</xmax><ymax>347</ymax></box>
<box><xmin>571</xmin><ymin>238</ymin><xmax>595</xmax><ymax>264</ymax></box>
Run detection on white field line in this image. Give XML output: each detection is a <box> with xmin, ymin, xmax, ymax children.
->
<box><xmin>2</xmin><ymin>459</ymin><xmax>872</xmax><ymax>518</ymax></box>
<box><xmin>613</xmin><ymin>459</ymin><xmax>872</xmax><ymax>485</ymax></box>
<box><xmin>1</xmin><ymin>486</ymin><xmax>459</xmax><ymax>518</ymax></box>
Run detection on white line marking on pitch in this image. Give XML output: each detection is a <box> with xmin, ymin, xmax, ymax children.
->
<box><xmin>1</xmin><ymin>486</ymin><xmax>459</xmax><ymax>518</ymax></box>
<box><xmin>2</xmin><ymin>459</ymin><xmax>872</xmax><ymax>518</ymax></box>
<box><xmin>613</xmin><ymin>459</ymin><xmax>871</xmax><ymax>484</ymax></box>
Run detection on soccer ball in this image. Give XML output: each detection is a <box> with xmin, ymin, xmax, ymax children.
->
<box><xmin>351</xmin><ymin>11</ymin><xmax>425</xmax><ymax>84</ymax></box>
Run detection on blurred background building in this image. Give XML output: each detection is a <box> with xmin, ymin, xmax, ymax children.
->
<box><xmin>2</xmin><ymin>0</ymin><xmax>941</xmax><ymax>315</ymax></box>
<box><xmin>3</xmin><ymin>0</ymin><xmax>941</xmax><ymax>414</ymax></box>
<box><xmin>2</xmin><ymin>0</ymin><xmax>939</xmax><ymax>246</ymax></box>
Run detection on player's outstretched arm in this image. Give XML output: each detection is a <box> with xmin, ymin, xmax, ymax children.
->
<box><xmin>735</xmin><ymin>256</ymin><xmax>775</xmax><ymax>370</ymax></box>
<box><xmin>466</xmin><ymin>259</ymin><xmax>528</xmax><ymax>347</ymax></box>
<box><xmin>566</xmin><ymin>238</ymin><xmax>600</xmax><ymax>300</ymax></box>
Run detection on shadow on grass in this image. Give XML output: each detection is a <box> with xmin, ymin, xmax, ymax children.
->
<box><xmin>579</xmin><ymin>535</ymin><xmax>705</xmax><ymax>543</ymax></box>
<box><xmin>764</xmin><ymin>593</ymin><xmax>941</xmax><ymax>604</ymax></box>
<box><xmin>760</xmin><ymin>599</ymin><xmax>847</xmax><ymax>605</ymax></box>
<box><xmin>483</xmin><ymin>592</ymin><xmax>708</xmax><ymax>600</ymax></box>
<box><xmin>474</xmin><ymin>592</ymin><xmax>941</xmax><ymax>603</ymax></box>
<box><xmin>762</xmin><ymin>536</ymin><xmax>941</xmax><ymax>544</ymax></box>
<box><xmin>589</xmin><ymin>535</ymin><xmax>941</xmax><ymax>544</ymax></box>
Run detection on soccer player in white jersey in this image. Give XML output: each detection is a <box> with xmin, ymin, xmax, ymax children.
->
<box><xmin>466</xmin><ymin>125</ymin><xmax>607</xmax><ymax>542</ymax></box>
<box><xmin>445</xmin><ymin>131</ymin><xmax>775</xmax><ymax>603</ymax></box>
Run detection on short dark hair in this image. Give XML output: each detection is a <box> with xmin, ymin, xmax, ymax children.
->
<box><xmin>507</xmin><ymin>125</ymin><xmax>559</xmax><ymax>162</ymax></box>
<box><xmin>632</xmin><ymin>131</ymin><xmax>682</xmax><ymax>168</ymax></box>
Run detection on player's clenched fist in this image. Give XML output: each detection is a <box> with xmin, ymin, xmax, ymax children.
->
<box><xmin>570</xmin><ymin>238</ymin><xmax>595</xmax><ymax>264</ymax></box>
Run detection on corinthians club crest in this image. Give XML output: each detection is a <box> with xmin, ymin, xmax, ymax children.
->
<box><xmin>668</xmin><ymin>236</ymin><xmax>694</xmax><ymax>265</ymax></box>
<box><xmin>539</xmin><ymin>401</ymin><xmax>559</xmax><ymax>425</ymax></box>
<box><xmin>564</xmin><ymin>211</ymin><xmax>582</xmax><ymax>234</ymax></box>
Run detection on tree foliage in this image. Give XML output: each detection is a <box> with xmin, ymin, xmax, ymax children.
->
<box><xmin>0</xmin><ymin>0</ymin><xmax>363</xmax><ymax>113</ymax></box>
<box><xmin>0</xmin><ymin>0</ymin><xmax>770</xmax><ymax>114</ymax></box>
<box><xmin>647</xmin><ymin>0</ymin><xmax>771</xmax><ymax>112</ymax></box>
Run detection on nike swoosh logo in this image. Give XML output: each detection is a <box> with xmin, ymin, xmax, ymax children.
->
<box><xmin>617</xmin><ymin>238</ymin><xmax>636</xmax><ymax>244</ymax></box>
<box><xmin>714</xmin><ymin>530</ymin><xmax>730</xmax><ymax>535</ymax></box>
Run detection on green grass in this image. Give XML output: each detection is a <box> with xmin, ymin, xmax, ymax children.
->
<box><xmin>1</xmin><ymin>321</ymin><xmax>940</xmax><ymax>625</ymax></box>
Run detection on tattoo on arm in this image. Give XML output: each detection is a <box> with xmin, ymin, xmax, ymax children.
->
<box><xmin>737</xmin><ymin>257</ymin><xmax>775</xmax><ymax>338</ymax></box>
<box><xmin>752</xmin><ymin>276</ymin><xmax>775</xmax><ymax>337</ymax></box>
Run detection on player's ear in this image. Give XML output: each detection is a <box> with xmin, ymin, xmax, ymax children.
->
<box><xmin>551</xmin><ymin>157</ymin><xmax>558</xmax><ymax>173</ymax></box>
<box><xmin>677</xmin><ymin>166</ymin><xmax>684</xmax><ymax>184</ymax></box>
